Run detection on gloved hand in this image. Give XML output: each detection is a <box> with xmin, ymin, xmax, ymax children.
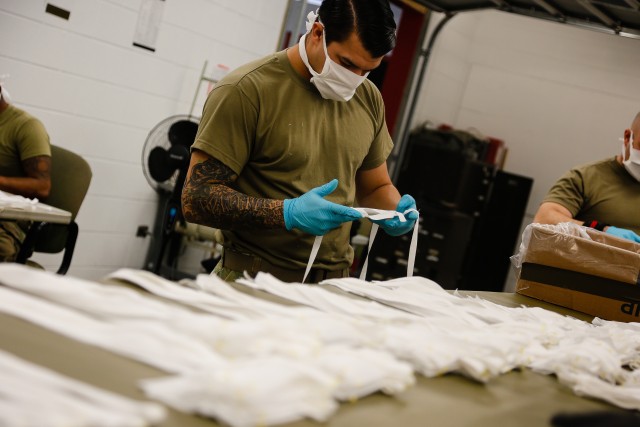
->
<box><xmin>283</xmin><ymin>179</ymin><xmax>363</xmax><ymax>236</ymax></box>
<box><xmin>605</xmin><ymin>226</ymin><xmax>640</xmax><ymax>243</ymax></box>
<box><xmin>371</xmin><ymin>194</ymin><xmax>419</xmax><ymax>236</ymax></box>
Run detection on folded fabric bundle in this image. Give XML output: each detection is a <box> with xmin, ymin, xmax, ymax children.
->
<box><xmin>0</xmin><ymin>349</ymin><xmax>166</xmax><ymax>427</ymax></box>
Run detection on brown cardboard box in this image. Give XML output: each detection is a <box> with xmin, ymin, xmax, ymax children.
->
<box><xmin>514</xmin><ymin>224</ymin><xmax>640</xmax><ymax>322</ymax></box>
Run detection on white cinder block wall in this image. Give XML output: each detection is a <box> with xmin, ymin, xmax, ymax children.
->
<box><xmin>4</xmin><ymin>3</ymin><xmax>639</xmax><ymax>286</ymax></box>
<box><xmin>1</xmin><ymin>0</ymin><xmax>288</xmax><ymax>279</ymax></box>
<box><xmin>414</xmin><ymin>10</ymin><xmax>640</xmax><ymax>291</ymax></box>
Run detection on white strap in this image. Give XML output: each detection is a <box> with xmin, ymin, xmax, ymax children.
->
<box><xmin>303</xmin><ymin>208</ymin><xmax>419</xmax><ymax>283</ymax></box>
<box><xmin>302</xmin><ymin>235</ymin><xmax>324</xmax><ymax>283</ymax></box>
<box><xmin>358</xmin><ymin>223</ymin><xmax>379</xmax><ymax>280</ymax></box>
<box><xmin>406</xmin><ymin>208</ymin><xmax>420</xmax><ymax>278</ymax></box>
<box><xmin>359</xmin><ymin>208</ymin><xmax>420</xmax><ymax>280</ymax></box>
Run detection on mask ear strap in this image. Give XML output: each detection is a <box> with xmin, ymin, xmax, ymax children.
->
<box><xmin>305</xmin><ymin>9</ymin><xmax>319</xmax><ymax>32</ymax></box>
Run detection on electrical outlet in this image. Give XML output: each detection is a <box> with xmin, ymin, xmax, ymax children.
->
<box><xmin>136</xmin><ymin>225</ymin><xmax>149</xmax><ymax>238</ymax></box>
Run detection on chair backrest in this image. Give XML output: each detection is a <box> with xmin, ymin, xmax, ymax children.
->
<box><xmin>36</xmin><ymin>145</ymin><xmax>92</xmax><ymax>253</ymax></box>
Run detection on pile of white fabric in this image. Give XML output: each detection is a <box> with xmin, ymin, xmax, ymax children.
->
<box><xmin>0</xmin><ymin>189</ymin><xmax>42</xmax><ymax>209</ymax></box>
<box><xmin>1</xmin><ymin>263</ymin><xmax>639</xmax><ymax>427</ymax></box>
<box><xmin>0</xmin><ymin>349</ymin><xmax>165</xmax><ymax>427</ymax></box>
<box><xmin>0</xmin><ymin>265</ymin><xmax>414</xmax><ymax>427</ymax></box>
<box><xmin>234</xmin><ymin>273</ymin><xmax>640</xmax><ymax>409</ymax></box>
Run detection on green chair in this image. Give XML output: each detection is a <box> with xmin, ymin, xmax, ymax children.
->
<box><xmin>16</xmin><ymin>145</ymin><xmax>92</xmax><ymax>274</ymax></box>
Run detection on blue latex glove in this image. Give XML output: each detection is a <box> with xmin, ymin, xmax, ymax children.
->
<box><xmin>371</xmin><ymin>194</ymin><xmax>419</xmax><ymax>237</ymax></box>
<box><xmin>283</xmin><ymin>179</ymin><xmax>363</xmax><ymax>236</ymax></box>
<box><xmin>605</xmin><ymin>226</ymin><xmax>640</xmax><ymax>243</ymax></box>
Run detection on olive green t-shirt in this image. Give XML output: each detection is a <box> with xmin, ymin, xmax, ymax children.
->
<box><xmin>0</xmin><ymin>104</ymin><xmax>51</xmax><ymax>241</ymax></box>
<box><xmin>543</xmin><ymin>157</ymin><xmax>640</xmax><ymax>234</ymax></box>
<box><xmin>192</xmin><ymin>50</ymin><xmax>393</xmax><ymax>270</ymax></box>
<box><xmin>0</xmin><ymin>105</ymin><xmax>51</xmax><ymax>176</ymax></box>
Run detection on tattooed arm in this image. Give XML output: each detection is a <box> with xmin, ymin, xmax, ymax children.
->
<box><xmin>0</xmin><ymin>155</ymin><xmax>51</xmax><ymax>199</ymax></box>
<box><xmin>181</xmin><ymin>149</ymin><xmax>285</xmax><ymax>230</ymax></box>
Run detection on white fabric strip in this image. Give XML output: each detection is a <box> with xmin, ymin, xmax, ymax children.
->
<box><xmin>358</xmin><ymin>222</ymin><xmax>379</xmax><ymax>281</ymax></box>
<box><xmin>302</xmin><ymin>207</ymin><xmax>419</xmax><ymax>283</ymax></box>
<box><xmin>0</xmin><ymin>349</ymin><xmax>166</xmax><ymax>427</ymax></box>
<box><xmin>302</xmin><ymin>235</ymin><xmax>323</xmax><ymax>283</ymax></box>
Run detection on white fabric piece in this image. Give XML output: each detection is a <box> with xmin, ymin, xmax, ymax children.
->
<box><xmin>0</xmin><ymin>189</ymin><xmax>41</xmax><ymax>208</ymax></box>
<box><xmin>238</xmin><ymin>272</ymin><xmax>417</xmax><ymax>322</ymax></box>
<box><xmin>309</xmin><ymin>345</ymin><xmax>415</xmax><ymax>400</ymax></box>
<box><xmin>0</xmin><ymin>74</ymin><xmax>12</xmax><ymax>104</ymax></box>
<box><xmin>0</xmin><ymin>349</ymin><xmax>165</xmax><ymax>427</ymax></box>
<box><xmin>302</xmin><ymin>235</ymin><xmax>323</xmax><ymax>283</ymax></box>
<box><xmin>141</xmin><ymin>356</ymin><xmax>338</xmax><ymax>427</ymax></box>
<box><xmin>0</xmin><ymin>284</ymin><xmax>223</xmax><ymax>374</ymax></box>
<box><xmin>358</xmin><ymin>222</ymin><xmax>379</xmax><ymax>282</ymax></box>
<box><xmin>301</xmin><ymin>207</ymin><xmax>418</xmax><ymax>283</ymax></box>
<box><xmin>106</xmin><ymin>268</ymin><xmax>261</xmax><ymax>320</ymax></box>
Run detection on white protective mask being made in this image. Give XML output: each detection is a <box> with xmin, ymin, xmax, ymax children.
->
<box><xmin>303</xmin><ymin>207</ymin><xmax>419</xmax><ymax>284</ymax></box>
<box><xmin>298</xmin><ymin>10</ymin><xmax>368</xmax><ymax>102</ymax></box>
<box><xmin>621</xmin><ymin>132</ymin><xmax>640</xmax><ymax>181</ymax></box>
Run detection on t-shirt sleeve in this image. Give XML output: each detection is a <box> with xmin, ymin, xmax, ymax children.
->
<box><xmin>359</xmin><ymin>85</ymin><xmax>393</xmax><ymax>171</ymax></box>
<box><xmin>17</xmin><ymin>117</ymin><xmax>51</xmax><ymax>160</ymax></box>
<box><xmin>191</xmin><ymin>83</ymin><xmax>258</xmax><ymax>175</ymax></box>
<box><xmin>542</xmin><ymin>168</ymin><xmax>585</xmax><ymax>216</ymax></box>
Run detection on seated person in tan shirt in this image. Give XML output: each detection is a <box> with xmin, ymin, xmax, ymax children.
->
<box><xmin>534</xmin><ymin>112</ymin><xmax>640</xmax><ymax>243</ymax></box>
<box><xmin>0</xmin><ymin>83</ymin><xmax>52</xmax><ymax>261</ymax></box>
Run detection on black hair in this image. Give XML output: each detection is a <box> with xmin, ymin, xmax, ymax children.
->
<box><xmin>318</xmin><ymin>0</ymin><xmax>397</xmax><ymax>58</ymax></box>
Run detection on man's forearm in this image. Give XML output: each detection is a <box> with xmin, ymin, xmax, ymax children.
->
<box><xmin>181</xmin><ymin>156</ymin><xmax>285</xmax><ymax>230</ymax></box>
<box><xmin>0</xmin><ymin>176</ymin><xmax>50</xmax><ymax>199</ymax></box>
<box><xmin>0</xmin><ymin>155</ymin><xmax>52</xmax><ymax>199</ymax></box>
<box><xmin>182</xmin><ymin>182</ymin><xmax>285</xmax><ymax>230</ymax></box>
<box><xmin>533</xmin><ymin>202</ymin><xmax>582</xmax><ymax>226</ymax></box>
<box><xmin>356</xmin><ymin>183</ymin><xmax>400</xmax><ymax>210</ymax></box>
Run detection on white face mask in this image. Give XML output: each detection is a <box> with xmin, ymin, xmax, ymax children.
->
<box><xmin>621</xmin><ymin>132</ymin><xmax>640</xmax><ymax>181</ymax></box>
<box><xmin>0</xmin><ymin>74</ymin><xmax>11</xmax><ymax>104</ymax></box>
<box><xmin>298</xmin><ymin>11</ymin><xmax>368</xmax><ymax>102</ymax></box>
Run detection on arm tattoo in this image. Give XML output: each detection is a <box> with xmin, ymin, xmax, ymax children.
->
<box><xmin>23</xmin><ymin>156</ymin><xmax>51</xmax><ymax>180</ymax></box>
<box><xmin>181</xmin><ymin>157</ymin><xmax>285</xmax><ymax>230</ymax></box>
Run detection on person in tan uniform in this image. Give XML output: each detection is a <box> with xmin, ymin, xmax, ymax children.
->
<box><xmin>0</xmin><ymin>83</ymin><xmax>52</xmax><ymax>261</ymax></box>
<box><xmin>534</xmin><ymin>112</ymin><xmax>640</xmax><ymax>243</ymax></box>
<box><xmin>182</xmin><ymin>0</ymin><xmax>418</xmax><ymax>283</ymax></box>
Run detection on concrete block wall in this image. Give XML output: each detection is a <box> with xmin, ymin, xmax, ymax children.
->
<box><xmin>1</xmin><ymin>0</ymin><xmax>287</xmax><ymax>279</ymax></box>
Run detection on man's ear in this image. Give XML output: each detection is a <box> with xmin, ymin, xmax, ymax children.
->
<box><xmin>624</xmin><ymin>129</ymin><xmax>632</xmax><ymax>143</ymax></box>
<box><xmin>309</xmin><ymin>22</ymin><xmax>324</xmax><ymax>42</ymax></box>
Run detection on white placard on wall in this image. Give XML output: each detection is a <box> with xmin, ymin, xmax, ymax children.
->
<box><xmin>133</xmin><ymin>0</ymin><xmax>166</xmax><ymax>52</ymax></box>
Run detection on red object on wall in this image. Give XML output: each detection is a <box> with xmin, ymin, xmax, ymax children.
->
<box><xmin>380</xmin><ymin>4</ymin><xmax>426</xmax><ymax>136</ymax></box>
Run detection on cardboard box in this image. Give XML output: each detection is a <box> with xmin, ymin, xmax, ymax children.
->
<box><xmin>514</xmin><ymin>224</ymin><xmax>640</xmax><ymax>322</ymax></box>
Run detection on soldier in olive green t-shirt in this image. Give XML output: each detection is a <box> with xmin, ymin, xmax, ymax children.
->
<box><xmin>182</xmin><ymin>0</ymin><xmax>418</xmax><ymax>283</ymax></box>
<box><xmin>0</xmin><ymin>84</ymin><xmax>52</xmax><ymax>261</ymax></box>
<box><xmin>534</xmin><ymin>112</ymin><xmax>640</xmax><ymax>242</ymax></box>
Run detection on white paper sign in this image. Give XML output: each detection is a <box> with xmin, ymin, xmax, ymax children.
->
<box><xmin>133</xmin><ymin>0</ymin><xmax>165</xmax><ymax>52</ymax></box>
